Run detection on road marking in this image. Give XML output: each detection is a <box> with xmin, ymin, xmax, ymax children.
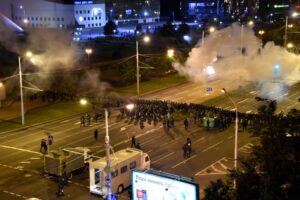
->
<box><xmin>171</xmin><ymin>154</ymin><xmax>197</xmax><ymax>169</ymax></box>
<box><xmin>61</xmin><ymin>119</ymin><xmax>70</xmax><ymax>123</ymax></box>
<box><xmin>201</xmin><ymin>141</ymin><xmax>224</xmax><ymax>152</ymax></box>
<box><xmin>30</xmin><ymin>157</ymin><xmax>41</xmax><ymax>160</ymax></box>
<box><xmin>220</xmin><ymin>163</ymin><xmax>228</xmax><ymax>170</ymax></box>
<box><xmin>120</xmin><ymin>127</ymin><xmax>126</xmax><ymax>131</ymax></box>
<box><xmin>194</xmin><ymin>137</ymin><xmax>205</xmax><ymax>144</ymax></box>
<box><xmin>246</xmin><ymin>110</ymin><xmax>252</xmax><ymax>114</ymax></box>
<box><xmin>237</xmin><ymin>98</ymin><xmax>249</xmax><ymax>104</ymax></box>
<box><xmin>230</xmin><ymin>108</ymin><xmax>236</xmax><ymax>111</ymax></box>
<box><xmin>224</xmin><ymin>106</ymin><xmax>231</xmax><ymax>110</ymax></box>
<box><xmin>195</xmin><ymin>157</ymin><xmax>227</xmax><ymax>176</ymax></box>
<box><xmin>0</xmin><ymin>145</ymin><xmax>42</xmax><ymax>155</ymax></box>
<box><xmin>20</xmin><ymin>161</ymin><xmax>31</xmax><ymax>164</ymax></box>
<box><xmin>196</xmin><ymin>172</ymin><xmax>228</xmax><ymax>175</ymax></box>
<box><xmin>227</xmin><ymin>135</ymin><xmax>233</xmax><ymax>139</ymax></box>
<box><xmin>249</xmin><ymin>91</ymin><xmax>257</xmax><ymax>95</ymax></box>
<box><xmin>74</xmin><ymin>121</ymin><xmax>80</xmax><ymax>125</ymax></box>
<box><xmin>152</xmin><ymin>152</ymin><xmax>175</xmax><ymax>164</ymax></box>
<box><xmin>211</xmin><ymin>165</ymin><xmax>223</xmax><ymax>173</ymax></box>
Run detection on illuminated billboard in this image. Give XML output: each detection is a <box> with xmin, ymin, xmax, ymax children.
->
<box><xmin>132</xmin><ymin>170</ymin><xmax>199</xmax><ymax>200</ymax></box>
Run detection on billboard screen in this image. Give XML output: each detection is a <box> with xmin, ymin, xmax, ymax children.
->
<box><xmin>132</xmin><ymin>170</ymin><xmax>199</xmax><ymax>200</ymax></box>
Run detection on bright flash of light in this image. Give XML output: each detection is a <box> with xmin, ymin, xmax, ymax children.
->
<box><xmin>167</xmin><ymin>49</ymin><xmax>175</xmax><ymax>58</ymax></box>
<box><xmin>206</xmin><ymin>66</ymin><xmax>216</xmax><ymax>75</ymax></box>
<box><xmin>80</xmin><ymin>98</ymin><xmax>88</xmax><ymax>105</ymax></box>
<box><xmin>126</xmin><ymin>103</ymin><xmax>135</xmax><ymax>111</ymax></box>
<box><xmin>26</xmin><ymin>51</ymin><xmax>33</xmax><ymax>58</ymax></box>
<box><xmin>143</xmin><ymin>36</ymin><xmax>150</xmax><ymax>43</ymax></box>
<box><xmin>0</xmin><ymin>82</ymin><xmax>3</xmax><ymax>87</ymax></box>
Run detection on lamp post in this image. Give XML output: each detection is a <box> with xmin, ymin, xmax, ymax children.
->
<box><xmin>85</xmin><ymin>48</ymin><xmax>92</xmax><ymax>67</ymax></box>
<box><xmin>221</xmin><ymin>88</ymin><xmax>238</xmax><ymax>188</ymax></box>
<box><xmin>18</xmin><ymin>51</ymin><xmax>33</xmax><ymax>125</ymax></box>
<box><xmin>80</xmin><ymin>99</ymin><xmax>134</xmax><ymax>199</ymax></box>
<box><xmin>136</xmin><ymin>35</ymin><xmax>150</xmax><ymax>95</ymax></box>
<box><xmin>284</xmin><ymin>12</ymin><xmax>298</xmax><ymax>48</ymax></box>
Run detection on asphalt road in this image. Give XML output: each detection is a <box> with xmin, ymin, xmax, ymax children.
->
<box><xmin>0</xmin><ymin>78</ymin><xmax>298</xmax><ymax>200</ymax></box>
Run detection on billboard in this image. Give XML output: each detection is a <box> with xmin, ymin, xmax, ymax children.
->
<box><xmin>132</xmin><ymin>170</ymin><xmax>199</xmax><ymax>200</ymax></box>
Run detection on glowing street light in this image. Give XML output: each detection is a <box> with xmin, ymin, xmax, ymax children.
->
<box><xmin>292</xmin><ymin>12</ymin><xmax>299</xmax><ymax>17</ymax></box>
<box><xmin>209</xmin><ymin>26</ymin><xmax>215</xmax><ymax>33</ymax></box>
<box><xmin>85</xmin><ymin>48</ymin><xmax>93</xmax><ymax>67</ymax></box>
<box><xmin>258</xmin><ymin>30</ymin><xmax>265</xmax><ymax>35</ymax></box>
<box><xmin>136</xmin><ymin>35</ymin><xmax>150</xmax><ymax>95</ymax></box>
<box><xmin>247</xmin><ymin>20</ymin><xmax>254</xmax><ymax>26</ymax></box>
<box><xmin>23</xmin><ymin>18</ymin><xmax>29</xmax><ymax>24</ymax></box>
<box><xmin>18</xmin><ymin>51</ymin><xmax>33</xmax><ymax>125</ymax></box>
<box><xmin>80</xmin><ymin>99</ymin><xmax>134</xmax><ymax>199</ymax></box>
<box><xmin>287</xmin><ymin>42</ymin><xmax>294</xmax><ymax>49</ymax></box>
<box><xmin>167</xmin><ymin>49</ymin><xmax>175</xmax><ymax>58</ymax></box>
<box><xmin>80</xmin><ymin>98</ymin><xmax>88</xmax><ymax>106</ymax></box>
<box><xmin>221</xmin><ymin>88</ymin><xmax>238</xmax><ymax>189</ymax></box>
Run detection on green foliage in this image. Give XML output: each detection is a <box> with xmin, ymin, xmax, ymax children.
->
<box><xmin>203</xmin><ymin>179</ymin><xmax>232</xmax><ymax>200</ymax></box>
<box><xmin>104</xmin><ymin>20</ymin><xmax>118</xmax><ymax>35</ymax></box>
<box><xmin>204</xmin><ymin>104</ymin><xmax>300</xmax><ymax>200</ymax></box>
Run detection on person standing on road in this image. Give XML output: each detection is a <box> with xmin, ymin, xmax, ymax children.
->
<box><xmin>131</xmin><ymin>136</ymin><xmax>136</xmax><ymax>148</ymax></box>
<box><xmin>40</xmin><ymin>139</ymin><xmax>45</xmax><ymax>152</ymax></box>
<box><xmin>184</xmin><ymin>118</ymin><xmax>189</xmax><ymax>130</ymax></box>
<box><xmin>94</xmin><ymin>129</ymin><xmax>98</xmax><ymax>141</ymax></box>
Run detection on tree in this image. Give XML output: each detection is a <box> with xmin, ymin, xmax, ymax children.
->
<box><xmin>104</xmin><ymin>20</ymin><xmax>117</xmax><ymax>35</ymax></box>
<box><xmin>204</xmin><ymin>104</ymin><xmax>300</xmax><ymax>200</ymax></box>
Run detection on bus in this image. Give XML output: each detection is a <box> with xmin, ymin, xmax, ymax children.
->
<box><xmin>89</xmin><ymin>148</ymin><xmax>150</xmax><ymax>196</ymax></box>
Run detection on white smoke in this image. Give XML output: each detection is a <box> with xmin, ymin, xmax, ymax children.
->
<box><xmin>173</xmin><ymin>23</ymin><xmax>300</xmax><ymax>100</ymax></box>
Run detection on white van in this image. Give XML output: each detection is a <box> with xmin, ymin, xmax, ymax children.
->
<box><xmin>89</xmin><ymin>148</ymin><xmax>150</xmax><ymax>196</ymax></box>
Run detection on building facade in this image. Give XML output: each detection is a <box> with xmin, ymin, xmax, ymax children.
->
<box><xmin>0</xmin><ymin>0</ymin><xmax>106</xmax><ymax>30</ymax></box>
<box><xmin>106</xmin><ymin>0</ymin><xmax>160</xmax><ymax>25</ymax></box>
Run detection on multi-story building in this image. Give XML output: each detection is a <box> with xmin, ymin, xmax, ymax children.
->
<box><xmin>0</xmin><ymin>0</ymin><xmax>106</xmax><ymax>30</ymax></box>
<box><xmin>106</xmin><ymin>0</ymin><xmax>160</xmax><ymax>25</ymax></box>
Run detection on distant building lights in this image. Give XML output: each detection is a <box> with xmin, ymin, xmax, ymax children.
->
<box><xmin>144</xmin><ymin>11</ymin><xmax>148</xmax><ymax>16</ymax></box>
<box><xmin>20</xmin><ymin>5</ymin><xmax>23</xmax><ymax>9</ymax></box>
<box><xmin>79</xmin><ymin>16</ymin><xmax>83</xmax><ymax>22</ymax></box>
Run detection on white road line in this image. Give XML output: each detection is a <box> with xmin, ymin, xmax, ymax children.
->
<box><xmin>194</xmin><ymin>137</ymin><xmax>205</xmax><ymax>144</ymax></box>
<box><xmin>211</xmin><ymin>165</ymin><xmax>223</xmax><ymax>173</ymax></box>
<box><xmin>237</xmin><ymin>98</ymin><xmax>249</xmax><ymax>104</ymax></box>
<box><xmin>171</xmin><ymin>154</ymin><xmax>197</xmax><ymax>169</ymax></box>
<box><xmin>152</xmin><ymin>152</ymin><xmax>175</xmax><ymax>164</ymax></box>
<box><xmin>74</xmin><ymin>121</ymin><xmax>80</xmax><ymax>125</ymax></box>
<box><xmin>246</xmin><ymin>110</ymin><xmax>252</xmax><ymax>114</ymax></box>
<box><xmin>196</xmin><ymin>172</ymin><xmax>228</xmax><ymax>176</ymax></box>
<box><xmin>30</xmin><ymin>157</ymin><xmax>41</xmax><ymax>160</ymax></box>
<box><xmin>224</xmin><ymin>106</ymin><xmax>231</xmax><ymax>110</ymax></box>
<box><xmin>220</xmin><ymin>163</ymin><xmax>228</xmax><ymax>170</ymax></box>
<box><xmin>195</xmin><ymin>157</ymin><xmax>227</xmax><ymax>176</ymax></box>
<box><xmin>61</xmin><ymin>119</ymin><xmax>70</xmax><ymax>123</ymax></box>
<box><xmin>20</xmin><ymin>161</ymin><xmax>31</xmax><ymax>164</ymax></box>
<box><xmin>249</xmin><ymin>91</ymin><xmax>257</xmax><ymax>95</ymax></box>
<box><xmin>0</xmin><ymin>145</ymin><xmax>42</xmax><ymax>155</ymax></box>
<box><xmin>201</xmin><ymin>141</ymin><xmax>224</xmax><ymax>152</ymax></box>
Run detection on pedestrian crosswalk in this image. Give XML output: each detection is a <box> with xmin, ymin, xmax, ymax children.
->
<box><xmin>195</xmin><ymin>157</ymin><xmax>231</xmax><ymax>176</ymax></box>
<box><xmin>238</xmin><ymin>143</ymin><xmax>254</xmax><ymax>154</ymax></box>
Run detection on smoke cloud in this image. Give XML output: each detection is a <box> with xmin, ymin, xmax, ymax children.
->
<box><xmin>174</xmin><ymin>23</ymin><xmax>300</xmax><ymax>100</ymax></box>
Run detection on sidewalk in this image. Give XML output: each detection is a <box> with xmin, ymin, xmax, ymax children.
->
<box><xmin>0</xmin><ymin>99</ymin><xmax>49</xmax><ymax>121</ymax></box>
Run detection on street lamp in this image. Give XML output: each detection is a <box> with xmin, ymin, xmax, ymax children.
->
<box><xmin>18</xmin><ymin>51</ymin><xmax>33</xmax><ymax>125</ymax></box>
<box><xmin>284</xmin><ymin>13</ymin><xmax>298</xmax><ymax>47</ymax></box>
<box><xmin>85</xmin><ymin>48</ymin><xmax>93</xmax><ymax>67</ymax></box>
<box><xmin>258</xmin><ymin>30</ymin><xmax>265</xmax><ymax>35</ymax></box>
<box><xmin>167</xmin><ymin>49</ymin><xmax>175</xmax><ymax>58</ymax></box>
<box><xmin>136</xmin><ymin>35</ymin><xmax>150</xmax><ymax>95</ymax></box>
<box><xmin>209</xmin><ymin>26</ymin><xmax>216</xmax><ymax>33</ymax></box>
<box><xmin>287</xmin><ymin>42</ymin><xmax>294</xmax><ymax>49</ymax></box>
<box><xmin>221</xmin><ymin>88</ymin><xmax>238</xmax><ymax>188</ymax></box>
<box><xmin>80</xmin><ymin>99</ymin><xmax>134</xmax><ymax>199</ymax></box>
